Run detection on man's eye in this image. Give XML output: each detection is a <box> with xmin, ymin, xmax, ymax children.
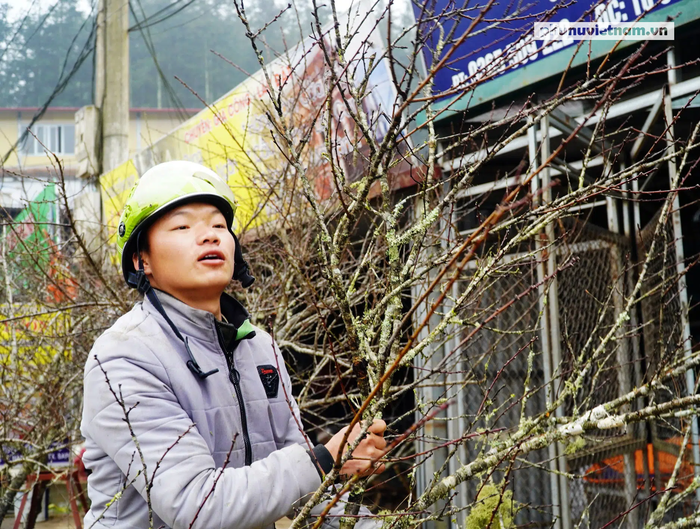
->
<box><xmin>174</xmin><ymin>225</ymin><xmax>188</xmax><ymax>230</ymax></box>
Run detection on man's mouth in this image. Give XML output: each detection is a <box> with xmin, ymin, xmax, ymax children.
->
<box><xmin>198</xmin><ymin>251</ymin><xmax>225</xmax><ymax>262</ymax></box>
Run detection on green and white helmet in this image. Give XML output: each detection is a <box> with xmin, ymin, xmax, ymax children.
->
<box><xmin>117</xmin><ymin>160</ymin><xmax>254</xmax><ymax>290</ymax></box>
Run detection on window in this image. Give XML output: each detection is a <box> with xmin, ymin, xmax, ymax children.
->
<box><xmin>19</xmin><ymin>124</ymin><xmax>75</xmax><ymax>155</ymax></box>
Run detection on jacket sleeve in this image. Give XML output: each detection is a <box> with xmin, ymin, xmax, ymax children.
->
<box><xmin>271</xmin><ymin>341</ymin><xmax>382</xmax><ymax>529</ymax></box>
<box><xmin>272</xmin><ymin>339</ymin><xmax>312</xmax><ymax>449</ymax></box>
<box><xmin>82</xmin><ymin>332</ymin><xmax>322</xmax><ymax>529</ymax></box>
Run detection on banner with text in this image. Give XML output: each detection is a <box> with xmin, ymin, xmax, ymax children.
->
<box><xmin>415</xmin><ymin>0</ymin><xmax>688</xmax><ymax>106</ymax></box>
<box><xmin>100</xmin><ymin>7</ymin><xmax>418</xmax><ymax>243</ymax></box>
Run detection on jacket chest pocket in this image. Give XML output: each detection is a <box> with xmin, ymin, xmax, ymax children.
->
<box><xmin>252</xmin><ymin>365</ymin><xmax>294</xmax><ymax>447</ymax></box>
<box><xmin>256</xmin><ymin>365</ymin><xmax>280</xmax><ymax>398</ymax></box>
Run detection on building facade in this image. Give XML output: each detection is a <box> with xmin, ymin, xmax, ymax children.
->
<box><xmin>413</xmin><ymin>1</ymin><xmax>700</xmax><ymax>527</ymax></box>
<box><xmin>0</xmin><ymin>107</ymin><xmax>196</xmax><ymax>216</ymax></box>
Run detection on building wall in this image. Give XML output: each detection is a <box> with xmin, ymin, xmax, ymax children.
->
<box><xmin>0</xmin><ymin>109</ymin><xmax>25</xmax><ymax>169</ymax></box>
<box><xmin>0</xmin><ymin>107</ymin><xmax>196</xmax><ymax>214</ymax></box>
<box><xmin>0</xmin><ymin>107</ymin><xmax>196</xmax><ymax>173</ymax></box>
<box><xmin>129</xmin><ymin>110</ymin><xmax>191</xmax><ymax>154</ymax></box>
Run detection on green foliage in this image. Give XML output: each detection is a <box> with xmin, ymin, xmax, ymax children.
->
<box><xmin>0</xmin><ymin>0</ymin><xmax>329</xmax><ymax>109</ymax></box>
<box><xmin>0</xmin><ymin>0</ymin><xmax>93</xmax><ymax>107</ymax></box>
<box><xmin>48</xmin><ymin>503</ymin><xmax>71</xmax><ymax>516</ymax></box>
<box><xmin>465</xmin><ymin>483</ymin><xmax>519</xmax><ymax>529</ymax></box>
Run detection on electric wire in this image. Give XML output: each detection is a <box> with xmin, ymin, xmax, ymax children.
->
<box><xmin>146</xmin><ymin>9</ymin><xmax>208</xmax><ymax>36</ymax></box>
<box><xmin>127</xmin><ymin>0</ymin><xmax>196</xmax><ymax>33</ymax></box>
<box><xmin>1</xmin><ymin>0</ymin><xmax>195</xmax><ymax>164</ymax></box>
<box><xmin>128</xmin><ymin>0</ymin><xmax>190</xmax><ymax>120</ymax></box>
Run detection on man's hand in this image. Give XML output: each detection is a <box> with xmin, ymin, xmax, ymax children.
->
<box><xmin>324</xmin><ymin>419</ymin><xmax>387</xmax><ymax>477</ymax></box>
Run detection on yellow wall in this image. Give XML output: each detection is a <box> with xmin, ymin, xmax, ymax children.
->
<box><xmin>130</xmin><ymin>110</ymin><xmax>191</xmax><ymax>154</ymax></box>
<box><xmin>0</xmin><ymin>109</ymin><xmax>78</xmax><ymax>169</ymax></box>
<box><xmin>0</xmin><ymin>113</ymin><xmax>20</xmax><ymax>167</ymax></box>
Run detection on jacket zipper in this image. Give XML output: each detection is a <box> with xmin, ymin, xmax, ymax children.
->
<box><xmin>228</xmin><ymin>365</ymin><xmax>253</xmax><ymax>466</ymax></box>
<box><xmin>217</xmin><ymin>328</ymin><xmax>253</xmax><ymax>467</ymax></box>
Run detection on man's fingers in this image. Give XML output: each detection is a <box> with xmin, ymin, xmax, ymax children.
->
<box><xmin>340</xmin><ymin>450</ymin><xmax>388</xmax><ymax>477</ymax></box>
<box><xmin>359</xmin><ymin>460</ymin><xmax>386</xmax><ymax>477</ymax></box>
<box><xmin>371</xmin><ymin>433</ymin><xmax>387</xmax><ymax>451</ymax></box>
<box><xmin>368</xmin><ymin>419</ymin><xmax>386</xmax><ymax>435</ymax></box>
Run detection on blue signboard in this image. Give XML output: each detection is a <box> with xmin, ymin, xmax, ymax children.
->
<box><xmin>414</xmin><ymin>0</ymin><xmax>697</xmax><ymax>116</ymax></box>
<box><xmin>0</xmin><ymin>440</ymin><xmax>71</xmax><ymax>468</ymax></box>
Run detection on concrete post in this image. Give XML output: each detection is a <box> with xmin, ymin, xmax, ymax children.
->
<box><xmin>95</xmin><ymin>0</ymin><xmax>129</xmax><ymax>172</ymax></box>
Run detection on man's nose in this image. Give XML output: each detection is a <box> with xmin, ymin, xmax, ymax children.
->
<box><xmin>198</xmin><ymin>226</ymin><xmax>220</xmax><ymax>244</ymax></box>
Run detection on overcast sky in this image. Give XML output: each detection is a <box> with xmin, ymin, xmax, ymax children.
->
<box><xmin>4</xmin><ymin>0</ymin><xmax>94</xmax><ymax>23</ymax></box>
<box><xmin>3</xmin><ymin>0</ymin><xmax>409</xmax><ymax>24</ymax></box>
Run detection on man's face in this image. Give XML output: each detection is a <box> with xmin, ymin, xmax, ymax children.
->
<box><xmin>133</xmin><ymin>202</ymin><xmax>235</xmax><ymax>301</ymax></box>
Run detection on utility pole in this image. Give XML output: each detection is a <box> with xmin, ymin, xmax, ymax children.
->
<box><xmin>73</xmin><ymin>0</ymin><xmax>129</xmax><ymax>254</ymax></box>
<box><xmin>95</xmin><ymin>0</ymin><xmax>129</xmax><ymax>172</ymax></box>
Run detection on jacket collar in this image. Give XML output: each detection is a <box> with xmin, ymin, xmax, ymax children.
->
<box><xmin>143</xmin><ymin>289</ymin><xmax>252</xmax><ymax>347</ymax></box>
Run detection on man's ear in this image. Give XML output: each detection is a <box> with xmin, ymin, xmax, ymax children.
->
<box><xmin>132</xmin><ymin>251</ymin><xmax>152</xmax><ymax>275</ymax></box>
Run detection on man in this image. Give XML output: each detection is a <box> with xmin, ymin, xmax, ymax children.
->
<box><xmin>81</xmin><ymin>161</ymin><xmax>386</xmax><ymax>529</ymax></box>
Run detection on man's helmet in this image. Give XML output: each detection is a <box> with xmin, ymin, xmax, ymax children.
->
<box><xmin>117</xmin><ymin>160</ymin><xmax>254</xmax><ymax>291</ymax></box>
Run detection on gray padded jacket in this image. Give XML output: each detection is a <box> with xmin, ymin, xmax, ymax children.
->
<box><xmin>81</xmin><ymin>290</ymin><xmax>327</xmax><ymax>529</ymax></box>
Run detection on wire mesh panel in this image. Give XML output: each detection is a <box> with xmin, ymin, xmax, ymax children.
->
<box><xmin>556</xmin><ymin>227</ymin><xmax>634</xmax><ymax>441</ymax></box>
<box><xmin>458</xmin><ymin>256</ymin><xmax>553</xmax><ymax>526</ymax></box>
<box><xmin>637</xmin><ymin>209</ymin><xmax>687</xmax><ymax>442</ymax></box>
<box><xmin>635</xmin><ymin>208</ymin><xmax>697</xmax><ymax>522</ymax></box>
<box><xmin>551</xmin><ymin>222</ymin><xmax>644</xmax><ymax>527</ymax></box>
<box><xmin>637</xmin><ymin>209</ymin><xmax>684</xmax><ymax>373</ymax></box>
<box><xmin>446</xmin><ymin>209</ymin><xmax>696</xmax><ymax>527</ymax></box>
<box><xmin>570</xmin><ymin>457</ymin><xmax>632</xmax><ymax>528</ymax></box>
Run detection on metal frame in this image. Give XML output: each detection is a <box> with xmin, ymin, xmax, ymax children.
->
<box><xmin>442</xmin><ymin>174</ymin><xmax>469</xmax><ymax>527</ymax></box>
<box><xmin>412</xmin><ymin>168</ymin><xmax>455</xmax><ymax>529</ymax></box>
<box><xmin>540</xmin><ymin>115</ymin><xmax>573</xmax><ymax>529</ymax></box>
<box><xmin>548</xmin><ymin>107</ymin><xmax>610</xmax><ymax>155</ymax></box>
<box><xmin>441</xmin><ymin>74</ymin><xmax>700</xmax><ymax>175</ymax></box>
<box><xmin>421</xmin><ymin>58</ymin><xmax>700</xmax><ymax>529</ymax></box>
<box><xmin>664</xmin><ymin>50</ymin><xmax>700</xmax><ymax>501</ymax></box>
<box><xmin>604</xmin><ymin>154</ymin><xmax>640</xmax><ymax>529</ymax></box>
<box><xmin>454</xmin><ymin>156</ymin><xmax>604</xmax><ymax>201</ymax></box>
<box><xmin>528</xmin><ymin>119</ymin><xmax>566</xmax><ymax>529</ymax></box>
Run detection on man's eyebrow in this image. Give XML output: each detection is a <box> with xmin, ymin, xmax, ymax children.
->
<box><xmin>167</xmin><ymin>210</ymin><xmax>190</xmax><ymax>218</ymax></box>
<box><xmin>163</xmin><ymin>210</ymin><xmax>193</xmax><ymax>221</ymax></box>
<box><xmin>165</xmin><ymin>207</ymin><xmax>223</xmax><ymax>220</ymax></box>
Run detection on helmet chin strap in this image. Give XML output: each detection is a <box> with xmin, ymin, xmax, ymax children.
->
<box><xmin>124</xmin><ymin>229</ymin><xmax>254</xmax><ymax>380</ymax></box>
<box><xmin>232</xmin><ymin>232</ymin><xmax>255</xmax><ymax>288</ymax></box>
<box><xmin>129</xmin><ymin>231</ymin><xmax>219</xmax><ymax>380</ymax></box>
<box><xmin>125</xmin><ymin>231</ymin><xmax>151</xmax><ymax>293</ymax></box>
